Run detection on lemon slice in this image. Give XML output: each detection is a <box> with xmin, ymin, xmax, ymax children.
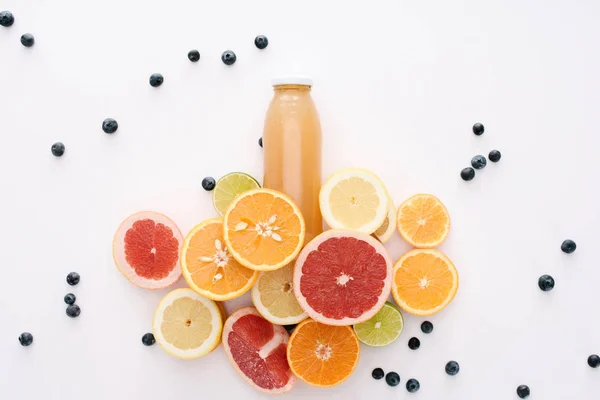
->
<box><xmin>251</xmin><ymin>263</ymin><xmax>308</xmax><ymax>325</ymax></box>
<box><xmin>374</xmin><ymin>196</ymin><xmax>397</xmax><ymax>243</ymax></box>
<box><xmin>212</xmin><ymin>172</ymin><xmax>260</xmax><ymax>216</ymax></box>
<box><xmin>353</xmin><ymin>302</ymin><xmax>403</xmax><ymax>347</ymax></box>
<box><xmin>152</xmin><ymin>288</ymin><xmax>223</xmax><ymax>359</ymax></box>
<box><xmin>319</xmin><ymin>168</ymin><xmax>389</xmax><ymax>234</ymax></box>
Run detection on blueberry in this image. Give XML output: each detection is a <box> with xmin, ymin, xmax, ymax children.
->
<box><xmin>102</xmin><ymin>118</ymin><xmax>118</xmax><ymax>134</ymax></box>
<box><xmin>406</xmin><ymin>378</ymin><xmax>420</xmax><ymax>393</ymax></box>
<box><xmin>284</xmin><ymin>324</ymin><xmax>297</xmax><ymax>333</ymax></box>
<box><xmin>142</xmin><ymin>333</ymin><xmax>156</xmax><ymax>346</ymax></box>
<box><xmin>408</xmin><ymin>337</ymin><xmax>420</xmax><ymax>350</ymax></box>
<box><xmin>254</xmin><ymin>35</ymin><xmax>269</xmax><ymax>49</ymax></box>
<box><xmin>221</xmin><ymin>50</ymin><xmax>237</xmax><ymax>65</ymax></box>
<box><xmin>66</xmin><ymin>272</ymin><xmax>80</xmax><ymax>286</ymax></box>
<box><xmin>385</xmin><ymin>372</ymin><xmax>400</xmax><ymax>387</ymax></box>
<box><xmin>561</xmin><ymin>239</ymin><xmax>576</xmax><ymax>254</ymax></box>
<box><xmin>0</xmin><ymin>11</ymin><xmax>15</xmax><ymax>27</ymax></box>
<box><xmin>372</xmin><ymin>368</ymin><xmax>385</xmax><ymax>380</ymax></box>
<box><xmin>516</xmin><ymin>385</ymin><xmax>530</xmax><ymax>399</ymax></box>
<box><xmin>64</xmin><ymin>293</ymin><xmax>76</xmax><ymax>305</ymax></box>
<box><xmin>188</xmin><ymin>49</ymin><xmax>200</xmax><ymax>62</ymax></box>
<box><xmin>51</xmin><ymin>142</ymin><xmax>65</xmax><ymax>157</ymax></box>
<box><xmin>461</xmin><ymin>167</ymin><xmax>475</xmax><ymax>181</ymax></box>
<box><xmin>258</xmin><ymin>137</ymin><xmax>263</xmax><ymax>148</ymax></box>
<box><xmin>471</xmin><ymin>155</ymin><xmax>487</xmax><ymax>170</ymax></box>
<box><xmin>588</xmin><ymin>354</ymin><xmax>600</xmax><ymax>368</ymax></box>
<box><xmin>18</xmin><ymin>332</ymin><xmax>33</xmax><ymax>346</ymax></box>
<box><xmin>421</xmin><ymin>321</ymin><xmax>433</xmax><ymax>334</ymax></box>
<box><xmin>472</xmin><ymin>122</ymin><xmax>484</xmax><ymax>136</ymax></box>
<box><xmin>202</xmin><ymin>177</ymin><xmax>216</xmax><ymax>191</ymax></box>
<box><xmin>445</xmin><ymin>361</ymin><xmax>460</xmax><ymax>376</ymax></box>
<box><xmin>21</xmin><ymin>33</ymin><xmax>35</xmax><ymax>47</ymax></box>
<box><xmin>488</xmin><ymin>150</ymin><xmax>501</xmax><ymax>162</ymax></box>
<box><xmin>149</xmin><ymin>73</ymin><xmax>164</xmax><ymax>87</ymax></box>
<box><xmin>66</xmin><ymin>304</ymin><xmax>81</xmax><ymax>318</ymax></box>
<box><xmin>538</xmin><ymin>274</ymin><xmax>555</xmax><ymax>292</ymax></box>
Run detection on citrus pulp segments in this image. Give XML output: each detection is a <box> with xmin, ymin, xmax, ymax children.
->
<box><xmin>396</xmin><ymin>193</ymin><xmax>450</xmax><ymax>248</ymax></box>
<box><xmin>222</xmin><ymin>307</ymin><xmax>296</xmax><ymax>394</ymax></box>
<box><xmin>353</xmin><ymin>302</ymin><xmax>404</xmax><ymax>347</ymax></box>
<box><xmin>112</xmin><ymin>211</ymin><xmax>183</xmax><ymax>289</ymax></box>
<box><xmin>152</xmin><ymin>288</ymin><xmax>223</xmax><ymax>360</ymax></box>
<box><xmin>223</xmin><ymin>188</ymin><xmax>306</xmax><ymax>272</ymax></box>
<box><xmin>374</xmin><ymin>195</ymin><xmax>397</xmax><ymax>243</ymax></box>
<box><xmin>212</xmin><ymin>172</ymin><xmax>261</xmax><ymax>217</ymax></box>
<box><xmin>319</xmin><ymin>168</ymin><xmax>389</xmax><ymax>234</ymax></box>
<box><xmin>251</xmin><ymin>263</ymin><xmax>308</xmax><ymax>325</ymax></box>
<box><xmin>293</xmin><ymin>230</ymin><xmax>393</xmax><ymax>326</ymax></box>
<box><xmin>180</xmin><ymin>218</ymin><xmax>258</xmax><ymax>301</ymax></box>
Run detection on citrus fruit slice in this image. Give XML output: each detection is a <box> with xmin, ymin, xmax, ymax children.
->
<box><xmin>251</xmin><ymin>263</ymin><xmax>308</xmax><ymax>325</ymax></box>
<box><xmin>396</xmin><ymin>194</ymin><xmax>450</xmax><ymax>248</ymax></box>
<box><xmin>222</xmin><ymin>307</ymin><xmax>296</xmax><ymax>394</ymax></box>
<box><xmin>294</xmin><ymin>230</ymin><xmax>392</xmax><ymax>326</ymax></box>
<box><xmin>287</xmin><ymin>319</ymin><xmax>360</xmax><ymax>388</ymax></box>
<box><xmin>113</xmin><ymin>211</ymin><xmax>183</xmax><ymax>289</ymax></box>
<box><xmin>223</xmin><ymin>188</ymin><xmax>305</xmax><ymax>271</ymax></box>
<box><xmin>391</xmin><ymin>249</ymin><xmax>459</xmax><ymax>316</ymax></box>
<box><xmin>212</xmin><ymin>172</ymin><xmax>260</xmax><ymax>216</ymax></box>
<box><xmin>180</xmin><ymin>218</ymin><xmax>258</xmax><ymax>301</ymax></box>
<box><xmin>152</xmin><ymin>288</ymin><xmax>223</xmax><ymax>359</ymax></box>
<box><xmin>353</xmin><ymin>301</ymin><xmax>404</xmax><ymax>347</ymax></box>
<box><xmin>374</xmin><ymin>195</ymin><xmax>397</xmax><ymax>243</ymax></box>
<box><xmin>319</xmin><ymin>168</ymin><xmax>389</xmax><ymax>234</ymax></box>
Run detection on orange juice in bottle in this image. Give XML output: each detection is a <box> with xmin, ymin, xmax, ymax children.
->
<box><xmin>263</xmin><ymin>77</ymin><xmax>322</xmax><ymax>243</ymax></box>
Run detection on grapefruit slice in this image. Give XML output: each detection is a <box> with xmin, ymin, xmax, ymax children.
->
<box><xmin>293</xmin><ymin>230</ymin><xmax>393</xmax><ymax>326</ymax></box>
<box><xmin>113</xmin><ymin>211</ymin><xmax>183</xmax><ymax>289</ymax></box>
<box><xmin>397</xmin><ymin>194</ymin><xmax>450</xmax><ymax>248</ymax></box>
<box><xmin>222</xmin><ymin>307</ymin><xmax>296</xmax><ymax>394</ymax></box>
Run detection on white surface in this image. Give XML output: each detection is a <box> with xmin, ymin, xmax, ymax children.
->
<box><xmin>1</xmin><ymin>0</ymin><xmax>599</xmax><ymax>399</ymax></box>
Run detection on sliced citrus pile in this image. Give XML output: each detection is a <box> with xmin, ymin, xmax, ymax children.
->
<box><xmin>353</xmin><ymin>302</ymin><xmax>404</xmax><ymax>347</ymax></box>
<box><xmin>397</xmin><ymin>194</ymin><xmax>450</xmax><ymax>248</ymax></box>
<box><xmin>152</xmin><ymin>288</ymin><xmax>223</xmax><ymax>359</ymax></box>
<box><xmin>212</xmin><ymin>172</ymin><xmax>260</xmax><ymax>216</ymax></box>
<box><xmin>180</xmin><ymin>218</ymin><xmax>258</xmax><ymax>301</ymax></box>
<box><xmin>391</xmin><ymin>249</ymin><xmax>459</xmax><ymax>316</ymax></box>
<box><xmin>319</xmin><ymin>168</ymin><xmax>389</xmax><ymax>234</ymax></box>
<box><xmin>223</xmin><ymin>188</ymin><xmax>305</xmax><ymax>271</ymax></box>
<box><xmin>287</xmin><ymin>319</ymin><xmax>360</xmax><ymax>387</ymax></box>
<box><xmin>251</xmin><ymin>263</ymin><xmax>307</xmax><ymax>325</ymax></box>
<box><xmin>373</xmin><ymin>195</ymin><xmax>397</xmax><ymax>243</ymax></box>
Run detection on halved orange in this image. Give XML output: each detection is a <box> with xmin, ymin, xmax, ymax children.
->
<box><xmin>397</xmin><ymin>194</ymin><xmax>450</xmax><ymax>248</ymax></box>
<box><xmin>287</xmin><ymin>319</ymin><xmax>360</xmax><ymax>388</ymax></box>
<box><xmin>223</xmin><ymin>188</ymin><xmax>305</xmax><ymax>271</ymax></box>
<box><xmin>181</xmin><ymin>218</ymin><xmax>258</xmax><ymax>301</ymax></box>
<box><xmin>391</xmin><ymin>249</ymin><xmax>458</xmax><ymax>316</ymax></box>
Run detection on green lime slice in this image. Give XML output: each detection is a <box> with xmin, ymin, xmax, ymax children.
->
<box><xmin>212</xmin><ymin>172</ymin><xmax>261</xmax><ymax>216</ymax></box>
<box><xmin>353</xmin><ymin>302</ymin><xmax>404</xmax><ymax>347</ymax></box>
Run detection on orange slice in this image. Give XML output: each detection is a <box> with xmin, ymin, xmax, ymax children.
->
<box><xmin>287</xmin><ymin>319</ymin><xmax>360</xmax><ymax>388</ymax></box>
<box><xmin>223</xmin><ymin>188</ymin><xmax>305</xmax><ymax>271</ymax></box>
<box><xmin>181</xmin><ymin>218</ymin><xmax>258</xmax><ymax>301</ymax></box>
<box><xmin>391</xmin><ymin>249</ymin><xmax>459</xmax><ymax>316</ymax></box>
<box><xmin>397</xmin><ymin>194</ymin><xmax>450</xmax><ymax>248</ymax></box>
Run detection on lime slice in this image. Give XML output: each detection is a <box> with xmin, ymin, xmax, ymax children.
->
<box><xmin>353</xmin><ymin>302</ymin><xmax>403</xmax><ymax>347</ymax></box>
<box><xmin>212</xmin><ymin>172</ymin><xmax>260</xmax><ymax>216</ymax></box>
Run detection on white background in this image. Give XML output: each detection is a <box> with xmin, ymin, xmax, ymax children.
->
<box><xmin>1</xmin><ymin>0</ymin><xmax>599</xmax><ymax>399</ymax></box>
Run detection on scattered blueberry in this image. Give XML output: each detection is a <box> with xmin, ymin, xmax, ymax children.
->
<box><xmin>102</xmin><ymin>118</ymin><xmax>118</xmax><ymax>134</ymax></box>
<box><xmin>51</xmin><ymin>142</ymin><xmax>65</xmax><ymax>157</ymax></box>
<box><xmin>561</xmin><ymin>239</ymin><xmax>576</xmax><ymax>254</ymax></box>
<box><xmin>406</xmin><ymin>378</ymin><xmax>420</xmax><ymax>393</ymax></box>
<box><xmin>421</xmin><ymin>321</ymin><xmax>433</xmax><ymax>334</ymax></box>
<box><xmin>149</xmin><ymin>73</ymin><xmax>164</xmax><ymax>87</ymax></box>
<box><xmin>385</xmin><ymin>372</ymin><xmax>400</xmax><ymax>387</ymax></box>
<box><xmin>472</xmin><ymin>123</ymin><xmax>484</xmax><ymax>136</ymax></box>
<box><xmin>66</xmin><ymin>304</ymin><xmax>81</xmax><ymax>318</ymax></box>
<box><xmin>408</xmin><ymin>337</ymin><xmax>420</xmax><ymax>350</ymax></box>
<box><xmin>258</xmin><ymin>137</ymin><xmax>263</xmax><ymax>148</ymax></box>
<box><xmin>18</xmin><ymin>332</ymin><xmax>33</xmax><ymax>346</ymax></box>
<box><xmin>372</xmin><ymin>368</ymin><xmax>385</xmax><ymax>380</ymax></box>
<box><xmin>461</xmin><ymin>167</ymin><xmax>475</xmax><ymax>181</ymax></box>
<box><xmin>254</xmin><ymin>35</ymin><xmax>269</xmax><ymax>49</ymax></box>
<box><xmin>516</xmin><ymin>385</ymin><xmax>530</xmax><ymax>399</ymax></box>
<box><xmin>187</xmin><ymin>49</ymin><xmax>200</xmax><ymax>62</ymax></box>
<box><xmin>471</xmin><ymin>155</ymin><xmax>487</xmax><ymax>170</ymax></box>
<box><xmin>66</xmin><ymin>272</ymin><xmax>80</xmax><ymax>286</ymax></box>
<box><xmin>0</xmin><ymin>11</ymin><xmax>15</xmax><ymax>27</ymax></box>
<box><xmin>488</xmin><ymin>150</ymin><xmax>501</xmax><ymax>162</ymax></box>
<box><xmin>64</xmin><ymin>293</ymin><xmax>76</xmax><ymax>305</ymax></box>
<box><xmin>445</xmin><ymin>361</ymin><xmax>460</xmax><ymax>376</ymax></box>
<box><xmin>202</xmin><ymin>177</ymin><xmax>216</xmax><ymax>191</ymax></box>
<box><xmin>20</xmin><ymin>33</ymin><xmax>35</xmax><ymax>47</ymax></box>
<box><xmin>588</xmin><ymin>354</ymin><xmax>600</xmax><ymax>368</ymax></box>
<box><xmin>284</xmin><ymin>324</ymin><xmax>297</xmax><ymax>333</ymax></box>
<box><xmin>221</xmin><ymin>50</ymin><xmax>237</xmax><ymax>65</ymax></box>
<box><xmin>538</xmin><ymin>274</ymin><xmax>555</xmax><ymax>292</ymax></box>
<box><xmin>142</xmin><ymin>333</ymin><xmax>156</xmax><ymax>346</ymax></box>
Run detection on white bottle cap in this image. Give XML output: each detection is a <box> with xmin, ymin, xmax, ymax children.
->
<box><xmin>271</xmin><ymin>75</ymin><xmax>313</xmax><ymax>87</ymax></box>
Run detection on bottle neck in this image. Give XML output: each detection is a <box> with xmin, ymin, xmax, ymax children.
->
<box><xmin>273</xmin><ymin>84</ymin><xmax>312</xmax><ymax>93</ymax></box>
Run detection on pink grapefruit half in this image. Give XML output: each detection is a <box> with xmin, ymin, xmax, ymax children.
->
<box><xmin>222</xmin><ymin>307</ymin><xmax>296</xmax><ymax>395</ymax></box>
<box><xmin>293</xmin><ymin>230</ymin><xmax>393</xmax><ymax>326</ymax></box>
<box><xmin>112</xmin><ymin>211</ymin><xmax>183</xmax><ymax>289</ymax></box>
